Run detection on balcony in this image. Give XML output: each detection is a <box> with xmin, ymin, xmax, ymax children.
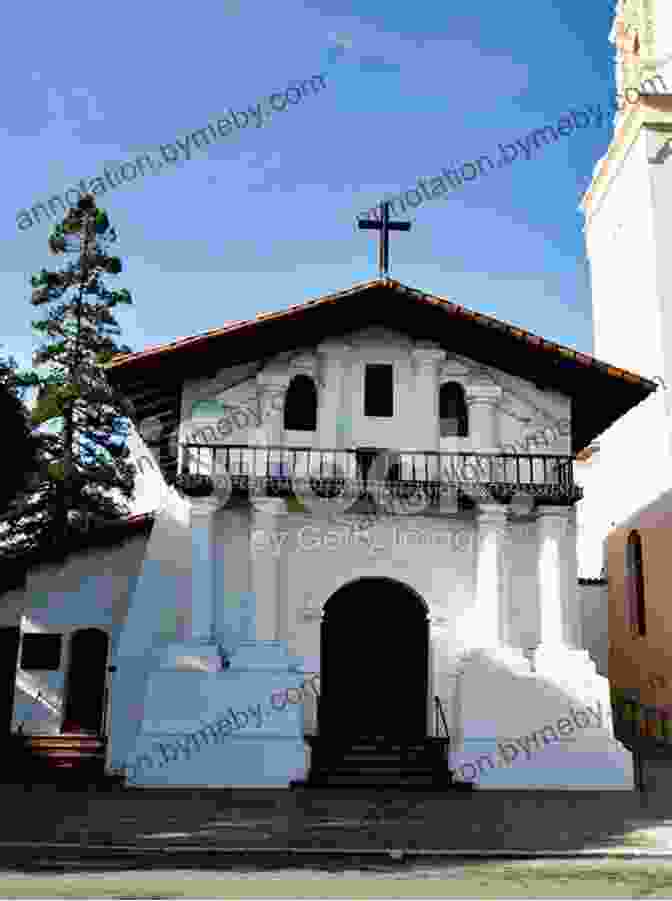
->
<box><xmin>178</xmin><ymin>444</ymin><xmax>582</xmax><ymax>509</ymax></box>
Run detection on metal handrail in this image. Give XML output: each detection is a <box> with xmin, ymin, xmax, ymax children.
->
<box><xmin>15</xmin><ymin>672</ymin><xmax>62</xmax><ymax>716</ymax></box>
<box><xmin>434</xmin><ymin>695</ymin><xmax>449</xmax><ymax>739</ymax></box>
<box><xmin>182</xmin><ymin>441</ymin><xmax>574</xmax><ymax>460</ymax></box>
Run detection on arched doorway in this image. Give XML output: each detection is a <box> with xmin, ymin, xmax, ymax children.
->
<box><xmin>62</xmin><ymin>629</ymin><xmax>109</xmax><ymax>734</ymax></box>
<box><xmin>319</xmin><ymin>578</ymin><xmax>428</xmax><ymax>741</ymax></box>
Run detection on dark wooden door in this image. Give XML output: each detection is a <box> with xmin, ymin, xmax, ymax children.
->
<box><xmin>319</xmin><ymin>579</ymin><xmax>428</xmax><ymax>742</ymax></box>
<box><xmin>62</xmin><ymin>629</ymin><xmax>109</xmax><ymax>734</ymax></box>
<box><xmin>0</xmin><ymin>627</ymin><xmax>20</xmax><ymax>739</ymax></box>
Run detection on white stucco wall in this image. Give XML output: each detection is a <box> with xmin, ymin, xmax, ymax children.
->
<box><xmin>579</xmin><ymin>114</ymin><xmax>672</xmax><ymax>577</ymax></box>
<box><xmin>175</xmin><ymin>329</ymin><xmax>572</xmax><ymax>464</ymax></box>
<box><xmin>7</xmin><ymin>530</ymin><xmax>151</xmax><ymax>735</ymax></box>
<box><xmin>575</xmin><ymin>387</ymin><xmax>671</xmax><ymax>578</ymax></box>
<box><xmin>578</xmin><ymin>582</ymin><xmax>609</xmax><ymax>678</ymax></box>
<box><xmin>587</xmin><ymin>130</ymin><xmax>663</xmax><ymax>379</ymax></box>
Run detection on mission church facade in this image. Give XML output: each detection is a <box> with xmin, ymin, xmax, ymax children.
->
<box><xmin>0</xmin><ymin>273</ymin><xmax>656</xmax><ymax>789</ymax></box>
<box><xmin>6</xmin><ymin>2</ymin><xmax>671</xmax><ymax>791</ymax></box>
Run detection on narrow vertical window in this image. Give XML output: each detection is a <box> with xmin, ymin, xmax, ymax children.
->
<box><xmin>625</xmin><ymin>530</ymin><xmax>646</xmax><ymax>636</ymax></box>
<box><xmin>364</xmin><ymin>364</ymin><xmax>393</xmax><ymax>417</ymax></box>
<box><xmin>439</xmin><ymin>382</ymin><xmax>468</xmax><ymax>437</ymax></box>
<box><xmin>283</xmin><ymin>375</ymin><xmax>317</xmax><ymax>431</ymax></box>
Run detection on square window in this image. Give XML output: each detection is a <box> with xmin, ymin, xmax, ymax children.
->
<box><xmin>364</xmin><ymin>364</ymin><xmax>393</xmax><ymax>417</ymax></box>
<box><xmin>20</xmin><ymin>634</ymin><xmax>62</xmax><ymax>670</ymax></box>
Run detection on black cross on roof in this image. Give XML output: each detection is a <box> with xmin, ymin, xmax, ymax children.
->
<box><xmin>358</xmin><ymin>201</ymin><xmax>411</xmax><ymax>279</ymax></box>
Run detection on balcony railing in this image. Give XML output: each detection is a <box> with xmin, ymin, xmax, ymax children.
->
<box><xmin>179</xmin><ymin>444</ymin><xmax>582</xmax><ymax>507</ymax></box>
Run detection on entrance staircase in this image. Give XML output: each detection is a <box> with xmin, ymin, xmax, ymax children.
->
<box><xmin>302</xmin><ymin>736</ymin><xmax>456</xmax><ymax>789</ymax></box>
<box><xmin>298</xmin><ymin>697</ymin><xmax>471</xmax><ymax>790</ymax></box>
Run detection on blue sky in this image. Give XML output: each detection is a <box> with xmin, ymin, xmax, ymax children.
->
<box><xmin>2</xmin><ymin>0</ymin><xmax>623</xmax><ymax>377</ymax></box>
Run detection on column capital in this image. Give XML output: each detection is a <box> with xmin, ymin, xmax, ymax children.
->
<box><xmin>252</xmin><ymin>497</ymin><xmax>288</xmax><ymax>518</ymax></box>
<box><xmin>440</xmin><ymin>360</ymin><xmax>470</xmax><ymax>380</ymax></box>
<box><xmin>465</xmin><ymin>383</ymin><xmax>503</xmax><ymax>405</ymax></box>
<box><xmin>536</xmin><ymin>504</ymin><xmax>572</xmax><ymax>516</ymax></box>
<box><xmin>536</xmin><ymin>505</ymin><xmax>571</xmax><ymax>534</ymax></box>
<box><xmin>476</xmin><ymin>502</ymin><xmax>509</xmax><ymax>524</ymax></box>
<box><xmin>256</xmin><ymin>371</ymin><xmax>289</xmax><ymax>392</ymax></box>
<box><xmin>288</xmin><ymin>353</ymin><xmax>318</xmax><ymax>378</ymax></box>
<box><xmin>412</xmin><ymin>345</ymin><xmax>445</xmax><ymax>369</ymax></box>
<box><xmin>189</xmin><ymin>496</ymin><xmax>221</xmax><ymax>522</ymax></box>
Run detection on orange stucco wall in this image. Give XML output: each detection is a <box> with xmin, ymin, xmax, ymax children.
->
<box><xmin>608</xmin><ymin>526</ymin><xmax>672</xmax><ymax>709</ymax></box>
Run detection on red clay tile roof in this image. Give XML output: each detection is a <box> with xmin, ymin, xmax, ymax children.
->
<box><xmin>105</xmin><ymin>278</ymin><xmax>657</xmax><ymax>393</ymax></box>
<box><xmin>109</xmin><ymin>320</ymin><xmax>249</xmax><ymax>368</ymax></box>
<box><xmin>103</xmin><ymin>278</ymin><xmax>659</xmax><ymax>455</ymax></box>
<box><xmin>0</xmin><ymin>513</ymin><xmax>156</xmax><ymax>595</ymax></box>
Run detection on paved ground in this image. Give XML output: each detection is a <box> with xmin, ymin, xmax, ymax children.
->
<box><xmin>2</xmin><ymin>778</ymin><xmax>672</xmax><ymax>857</ymax></box>
<box><xmin>2</xmin><ymin>761</ymin><xmax>672</xmax><ymax>895</ymax></box>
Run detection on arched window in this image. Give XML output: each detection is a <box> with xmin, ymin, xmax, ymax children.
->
<box><xmin>283</xmin><ymin>375</ymin><xmax>317</xmax><ymax>431</ymax></box>
<box><xmin>625</xmin><ymin>530</ymin><xmax>646</xmax><ymax>636</ymax></box>
<box><xmin>439</xmin><ymin>382</ymin><xmax>468</xmax><ymax>437</ymax></box>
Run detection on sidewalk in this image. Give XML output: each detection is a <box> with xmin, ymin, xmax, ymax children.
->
<box><xmin>1</xmin><ymin>783</ymin><xmax>672</xmax><ymax>859</ymax></box>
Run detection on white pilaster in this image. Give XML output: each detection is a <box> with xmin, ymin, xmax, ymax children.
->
<box><xmin>256</xmin><ymin>371</ymin><xmax>289</xmax><ymax>446</ymax></box>
<box><xmin>564</xmin><ymin>507</ymin><xmax>582</xmax><ymax>649</ymax></box>
<box><xmin>411</xmin><ymin>344</ymin><xmax>445</xmax><ymax>455</ymax></box>
<box><xmin>534</xmin><ymin>505</ymin><xmax>571</xmax><ymax>648</ymax></box>
<box><xmin>474</xmin><ymin>503</ymin><xmax>508</xmax><ymax>648</ymax></box>
<box><xmin>465</xmin><ymin>383</ymin><xmax>503</xmax><ymax>452</ymax></box>
<box><xmin>250</xmin><ymin>497</ymin><xmax>286</xmax><ymax>641</ymax></box>
<box><xmin>316</xmin><ymin>343</ymin><xmax>348</xmax><ymax>449</ymax></box>
<box><xmin>190</xmin><ymin>496</ymin><xmax>221</xmax><ymax>642</ymax></box>
<box><xmin>158</xmin><ymin>495</ymin><xmax>223</xmax><ymax>672</ymax></box>
<box><xmin>429</xmin><ymin>615</ymin><xmax>458</xmax><ymax>738</ymax></box>
<box><xmin>531</xmin><ymin>505</ymin><xmax>600</xmax><ymax>688</ymax></box>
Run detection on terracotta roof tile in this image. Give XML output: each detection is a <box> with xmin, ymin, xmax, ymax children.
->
<box><xmin>104</xmin><ymin>278</ymin><xmax>659</xmax><ymax>394</ymax></box>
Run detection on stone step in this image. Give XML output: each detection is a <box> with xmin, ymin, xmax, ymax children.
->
<box><xmin>305</xmin><ymin>774</ymin><xmax>454</xmax><ymax>788</ymax></box>
<box><xmin>307</xmin><ymin>736</ymin><xmax>453</xmax><ymax>790</ymax></box>
<box><xmin>11</xmin><ymin>734</ymin><xmax>108</xmax><ymax>785</ymax></box>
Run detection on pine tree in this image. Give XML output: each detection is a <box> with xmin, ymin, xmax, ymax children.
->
<box><xmin>2</xmin><ymin>194</ymin><xmax>137</xmax><ymax>560</ymax></box>
<box><xmin>0</xmin><ymin>354</ymin><xmax>42</xmax><ymax>515</ymax></box>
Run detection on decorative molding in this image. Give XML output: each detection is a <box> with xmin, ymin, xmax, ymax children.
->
<box><xmin>439</xmin><ymin>360</ymin><xmax>470</xmax><ymax>382</ymax></box>
<box><xmin>584</xmin><ymin>99</ymin><xmax>672</xmax><ymax>226</ymax></box>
